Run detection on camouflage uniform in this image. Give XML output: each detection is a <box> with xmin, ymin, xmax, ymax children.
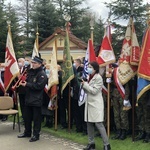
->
<box><xmin>111</xmin><ymin>82</ymin><xmax>130</xmax><ymax>140</ymax></box>
<box><xmin>135</xmin><ymin>90</ymin><xmax>150</xmax><ymax>142</ymax></box>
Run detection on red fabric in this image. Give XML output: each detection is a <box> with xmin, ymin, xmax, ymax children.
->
<box><xmin>138</xmin><ymin>28</ymin><xmax>150</xmax><ymax>78</ymax></box>
<box><xmin>89</xmin><ymin>39</ymin><xmax>96</xmax><ymax>62</ymax></box>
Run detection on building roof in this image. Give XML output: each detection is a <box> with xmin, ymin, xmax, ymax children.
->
<box><xmin>39</xmin><ymin>27</ymin><xmax>87</xmax><ymax>50</ymax></box>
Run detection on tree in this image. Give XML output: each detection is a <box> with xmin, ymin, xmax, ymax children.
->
<box><xmin>52</xmin><ymin>0</ymin><xmax>90</xmax><ymax>42</ymax></box>
<box><xmin>15</xmin><ymin>0</ymin><xmax>33</xmax><ymax>54</ymax></box>
<box><xmin>30</xmin><ymin>0</ymin><xmax>61</xmax><ymax>43</ymax></box>
<box><xmin>4</xmin><ymin>3</ymin><xmax>21</xmax><ymax>58</ymax></box>
<box><xmin>0</xmin><ymin>1</ymin><xmax>7</xmax><ymax>62</ymax></box>
<box><xmin>104</xmin><ymin>0</ymin><xmax>147</xmax><ymax>56</ymax></box>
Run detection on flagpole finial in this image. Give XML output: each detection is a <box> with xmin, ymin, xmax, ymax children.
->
<box><xmin>63</xmin><ymin>13</ymin><xmax>71</xmax><ymax>32</ymax></box>
<box><xmin>90</xmin><ymin>16</ymin><xmax>94</xmax><ymax>44</ymax></box>
<box><xmin>6</xmin><ymin>20</ymin><xmax>11</xmax><ymax>30</ymax></box>
<box><xmin>36</xmin><ymin>25</ymin><xmax>39</xmax><ymax>36</ymax></box>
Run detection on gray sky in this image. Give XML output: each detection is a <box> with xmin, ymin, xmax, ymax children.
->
<box><xmin>5</xmin><ymin>0</ymin><xmax>148</xmax><ymax>24</ymax></box>
<box><xmin>5</xmin><ymin>0</ymin><xmax>110</xmax><ymax>20</ymax></box>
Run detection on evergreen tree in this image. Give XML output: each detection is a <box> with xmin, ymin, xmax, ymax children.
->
<box><xmin>0</xmin><ymin>1</ymin><xmax>7</xmax><ymax>62</ymax></box>
<box><xmin>30</xmin><ymin>0</ymin><xmax>60</xmax><ymax>43</ymax></box>
<box><xmin>104</xmin><ymin>0</ymin><xmax>147</xmax><ymax>57</ymax></box>
<box><xmin>15</xmin><ymin>0</ymin><xmax>33</xmax><ymax>55</ymax></box>
<box><xmin>4</xmin><ymin>3</ymin><xmax>21</xmax><ymax>58</ymax></box>
<box><xmin>52</xmin><ymin>0</ymin><xmax>90</xmax><ymax>42</ymax></box>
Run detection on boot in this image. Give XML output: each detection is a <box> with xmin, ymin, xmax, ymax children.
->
<box><xmin>104</xmin><ymin>144</ymin><xmax>111</xmax><ymax>150</ymax></box>
<box><xmin>135</xmin><ymin>130</ymin><xmax>146</xmax><ymax>141</ymax></box>
<box><xmin>83</xmin><ymin>143</ymin><xmax>95</xmax><ymax>150</ymax></box>
<box><xmin>112</xmin><ymin>129</ymin><xmax>122</xmax><ymax>139</ymax></box>
<box><xmin>119</xmin><ymin>129</ymin><xmax>127</xmax><ymax>140</ymax></box>
<box><xmin>143</xmin><ymin>132</ymin><xmax>150</xmax><ymax>143</ymax></box>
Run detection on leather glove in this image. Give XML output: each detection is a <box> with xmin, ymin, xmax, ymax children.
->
<box><xmin>123</xmin><ymin>100</ymin><xmax>131</xmax><ymax>107</ymax></box>
<box><xmin>106</xmin><ymin>78</ymin><xmax>111</xmax><ymax>83</ymax></box>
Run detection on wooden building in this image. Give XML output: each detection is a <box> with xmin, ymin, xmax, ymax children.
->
<box><xmin>39</xmin><ymin>27</ymin><xmax>87</xmax><ymax>63</ymax></box>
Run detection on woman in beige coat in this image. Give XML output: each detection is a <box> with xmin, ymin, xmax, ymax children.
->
<box><xmin>82</xmin><ymin>61</ymin><xmax>111</xmax><ymax>150</ymax></box>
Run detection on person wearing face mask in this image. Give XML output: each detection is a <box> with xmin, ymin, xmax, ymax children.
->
<box><xmin>17</xmin><ymin>58</ymin><xmax>31</xmax><ymax>125</ymax></box>
<box><xmin>42</xmin><ymin>64</ymin><xmax>54</xmax><ymax>128</ymax></box>
<box><xmin>18</xmin><ymin>56</ymin><xmax>47</xmax><ymax>142</ymax></box>
<box><xmin>82</xmin><ymin>61</ymin><xmax>111</xmax><ymax>150</ymax></box>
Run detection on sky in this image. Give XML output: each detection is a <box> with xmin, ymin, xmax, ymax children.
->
<box><xmin>5</xmin><ymin>0</ymin><xmax>110</xmax><ymax>20</ymax></box>
<box><xmin>5</xmin><ymin>0</ymin><xmax>149</xmax><ymax>25</ymax></box>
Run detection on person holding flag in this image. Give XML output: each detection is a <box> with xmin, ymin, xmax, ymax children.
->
<box><xmin>82</xmin><ymin>61</ymin><xmax>111</xmax><ymax>150</ymax></box>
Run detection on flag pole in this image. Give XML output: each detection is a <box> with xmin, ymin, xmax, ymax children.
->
<box><xmin>90</xmin><ymin>16</ymin><xmax>94</xmax><ymax>44</ymax></box>
<box><xmin>130</xmin><ymin>0</ymin><xmax>135</xmax><ymax>141</ymax></box>
<box><xmin>130</xmin><ymin>15</ymin><xmax>135</xmax><ymax>142</ymax></box>
<box><xmin>106</xmin><ymin>68</ymin><xmax>112</xmax><ymax>137</ymax></box>
<box><xmin>54</xmin><ymin>33</ymin><xmax>58</xmax><ymax>131</ymax></box>
<box><xmin>36</xmin><ymin>25</ymin><xmax>39</xmax><ymax>54</ymax></box>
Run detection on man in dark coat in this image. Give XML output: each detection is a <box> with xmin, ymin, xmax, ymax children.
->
<box><xmin>18</xmin><ymin>56</ymin><xmax>47</xmax><ymax>142</ymax></box>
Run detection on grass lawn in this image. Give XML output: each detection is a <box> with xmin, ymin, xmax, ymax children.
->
<box><xmin>8</xmin><ymin>114</ymin><xmax>149</xmax><ymax>150</ymax></box>
<box><xmin>42</xmin><ymin>125</ymin><xmax>150</xmax><ymax>150</ymax></box>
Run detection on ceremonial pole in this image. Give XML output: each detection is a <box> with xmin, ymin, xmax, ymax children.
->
<box><xmin>54</xmin><ymin>33</ymin><xmax>58</xmax><ymax>131</ymax></box>
<box><xmin>90</xmin><ymin>16</ymin><xmax>94</xmax><ymax>43</ymax></box>
<box><xmin>36</xmin><ymin>25</ymin><xmax>39</xmax><ymax>50</ymax></box>
<box><xmin>130</xmin><ymin>0</ymin><xmax>136</xmax><ymax>141</ymax></box>
<box><xmin>106</xmin><ymin>5</ymin><xmax>112</xmax><ymax>137</ymax></box>
<box><xmin>63</xmin><ymin>14</ymin><xmax>72</xmax><ymax>132</ymax></box>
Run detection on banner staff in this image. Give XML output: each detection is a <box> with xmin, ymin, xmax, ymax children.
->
<box><xmin>54</xmin><ymin>33</ymin><xmax>58</xmax><ymax>131</ymax></box>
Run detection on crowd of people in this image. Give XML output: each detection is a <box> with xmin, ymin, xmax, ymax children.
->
<box><xmin>0</xmin><ymin>54</ymin><xmax>150</xmax><ymax>149</ymax></box>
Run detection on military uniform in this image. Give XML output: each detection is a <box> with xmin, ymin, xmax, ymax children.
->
<box><xmin>135</xmin><ymin>90</ymin><xmax>150</xmax><ymax>142</ymax></box>
<box><xmin>111</xmin><ymin>82</ymin><xmax>130</xmax><ymax>140</ymax></box>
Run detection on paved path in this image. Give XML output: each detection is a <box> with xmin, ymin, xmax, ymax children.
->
<box><xmin>0</xmin><ymin>122</ymin><xmax>85</xmax><ymax>150</ymax></box>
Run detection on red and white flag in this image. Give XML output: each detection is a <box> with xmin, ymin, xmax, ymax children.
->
<box><xmin>118</xmin><ymin>17</ymin><xmax>140</xmax><ymax>85</ymax></box>
<box><xmin>32</xmin><ymin>38</ymin><xmax>39</xmax><ymax>58</ymax></box>
<box><xmin>97</xmin><ymin>24</ymin><xmax>116</xmax><ymax>67</ymax></box>
<box><xmin>47</xmin><ymin>43</ymin><xmax>59</xmax><ymax>110</ymax></box>
<box><xmin>4</xmin><ymin>27</ymin><xmax>19</xmax><ymax>92</ymax></box>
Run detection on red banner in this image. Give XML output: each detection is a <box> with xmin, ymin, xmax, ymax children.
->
<box><xmin>138</xmin><ymin>28</ymin><xmax>150</xmax><ymax>80</ymax></box>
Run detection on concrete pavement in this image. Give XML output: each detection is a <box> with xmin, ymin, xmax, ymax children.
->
<box><xmin>0</xmin><ymin>121</ymin><xmax>85</xmax><ymax>150</ymax></box>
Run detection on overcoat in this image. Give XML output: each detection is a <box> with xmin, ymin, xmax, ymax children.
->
<box><xmin>83</xmin><ymin>73</ymin><xmax>104</xmax><ymax>122</ymax></box>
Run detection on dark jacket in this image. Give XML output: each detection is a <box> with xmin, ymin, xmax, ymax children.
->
<box><xmin>25</xmin><ymin>66</ymin><xmax>47</xmax><ymax>107</ymax></box>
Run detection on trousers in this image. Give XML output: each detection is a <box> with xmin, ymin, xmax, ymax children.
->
<box><xmin>87</xmin><ymin>122</ymin><xmax>109</xmax><ymax>146</ymax></box>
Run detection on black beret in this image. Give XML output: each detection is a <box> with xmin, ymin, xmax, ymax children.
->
<box><xmin>32</xmin><ymin>56</ymin><xmax>43</xmax><ymax>64</ymax></box>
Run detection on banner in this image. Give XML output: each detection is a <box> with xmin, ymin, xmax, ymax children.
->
<box><xmin>137</xmin><ymin>28</ymin><xmax>150</xmax><ymax>100</ymax></box>
<box><xmin>118</xmin><ymin>18</ymin><xmax>139</xmax><ymax>85</ymax></box>
<box><xmin>61</xmin><ymin>23</ymin><xmax>74</xmax><ymax>94</ymax></box>
<box><xmin>4</xmin><ymin>26</ymin><xmax>19</xmax><ymax>92</ymax></box>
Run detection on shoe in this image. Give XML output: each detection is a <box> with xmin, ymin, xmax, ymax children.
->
<box><xmin>61</xmin><ymin>125</ymin><xmax>67</xmax><ymax>129</ymax></box>
<box><xmin>1</xmin><ymin>116</ymin><xmax>7</xmax><ymax>121</ymax></box>
<box><xmin>135</xmin><ymin>130</ymin><xmax>146</xmax><ymax>141</ymax></box>
<box><xmin>76</xmin><ymin>128</ymin><xmax>83</xmax><ymax>133</ymax></box>
<box><xmin>29</xmin><ymin>135</ymin><xmax>39</xmax><ymax>142</ymax></box>
<box><xmin>112</xmin><ymin>129</ymin><xmax>122</xmax><ymax>140</ymax></box>
<box><xmin>119</xmin><ymin>129</ymin><xmax>127</xmax><ymax>140</ymax></box>
<box><xmin>104</xmin><ymin>144</ymin><xmax>111</xmax><ymax>150</ymax></box>
<box><xmin>18</xmin><ymin>133</ymin><xmax>31</xmax><ymax>138</ymax></box>
<box><xmin>143</xmin><ymin>132</ymin><xmax>150</xmax><ymax>143</ymax></box>
<box><xmin>83</xmin><ymin>143</ymin><xmax>95</xmax><ymax>150</ymax></box>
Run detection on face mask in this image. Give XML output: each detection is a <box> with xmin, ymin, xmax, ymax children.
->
<box><xmin>45</xmin><ymin>69</ymin><xmax>50</xmax><ymax>78</ymax></box>
<box><xmin>0</xmin><ymin>68</ymin><xmax>5</xmax><ymax>72</ymax></box>
<box><xmin>24</xmin><ymin>61</ymin><xmax>30</xmax><ymax>67</ymax></box>
<box><xmin>18</xmin><ymin>62</ymin><xmax>23</xmax><ymax>67</ymax></box>
<box><xmin>87</xmin><ymin>67</ymin><xmax>94</xmax><ymax>75</ymax></box>
<box><xmin>73</xmin><ymin>63</ymin><xmax>76</xmax><ymax>67</ymax></box>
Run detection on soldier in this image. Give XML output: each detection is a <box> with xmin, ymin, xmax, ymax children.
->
<box><xmin>109</xmin><ymin>64</ymin><xmax>131</xmax><ymax>140</ymax></box>
<box><xmin>135</xmin><ymin>90</ymin><xmax>150</xmax><ymax>143</ymax></box>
